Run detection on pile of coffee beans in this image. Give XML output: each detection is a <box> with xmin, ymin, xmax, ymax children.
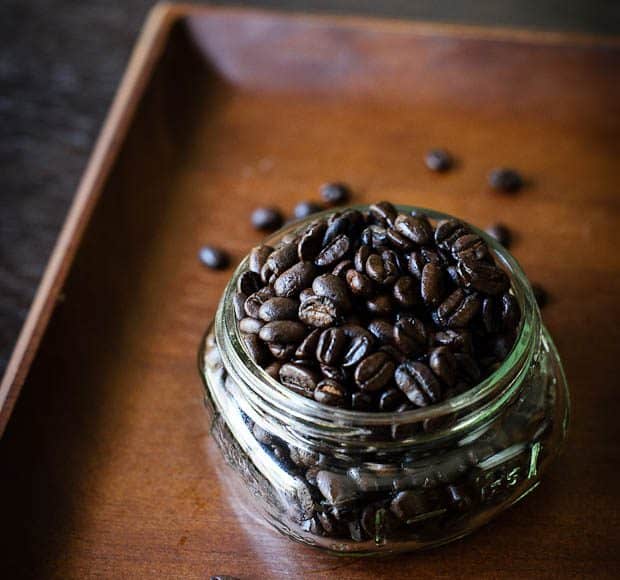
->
<box><xmin>233</xmin><ymin>201</ymin><xmax>521</xmax><ymax>411</ymax></box>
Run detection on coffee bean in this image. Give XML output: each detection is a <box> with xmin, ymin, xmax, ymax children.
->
<box><xmin>298</xmin><ymin>221</ymin><xmax>327</xmax><ymax>261</ymax></box>
<box><xmin>274</xmin><ymin>261</ymin><xmax>316</xmax><ymax>297</ymax></box>
<box><xmin>394</xmin><ymin>317</ymin><xmax>427</xmax><ymax>356</ymax></box>
<box><xmin>259</xmin><ymin>321</ymin><xmax>307</xmax><ymax>343</ymax></box>
<box><xmin>354</xmin><ymin>245</ymin><xmax>372</xmax><ymax>271</ymax></box>
<box><xmin>233</xmin><ymin>292</ymin><xmax>247</xmax><ymax>320</ymax></box>
<box><xmin>368</xmin><ymin>319</ymin><xmax>395</xmax><ymax>344</ymax></box>
<box><xmin>315</xmin><ymin>234</ymin><xmax>351</xmax><ymax>267</ymax></box>
<box><xmin>354</xmin><ymin>352</ymin><xmax>395</xmax><ymax>392</ymax></box>
<box><xmin>251</xmin><ymin>206</ymin><xmax>284</xmax><ymax>231</ymax></box>
<box><xmin>429</xmin><ymin>346</ymin><xmax>457</xmax><ymax>387</ymax></box>
<box><xmin>299</xmin><ymin>295</ymin><xmax>340</xmax><ymax>328</ymax></box>
<box><xmin>266</xmin><ymin>242</ymin><xmax>298</xmax><ymax>276</ymax></box>
<box><xmin>344</xmin><ymin>270</ymin><xmax>371</xmax><ymax>297</ymax></box>
<box><xmin>408</xmin><ymin>251</ymin><xmax>426</xmax><ymax>278</ymax></box>
<box><xmin>244</xmin><ymin>287</ymin><xmax>274</xmax><ymax>318</ymax></box>
<box><xmin>332</xmin><ymin>259</ymin><xmax>354</xmax><ymax>278</ymax></box>
<box><xmin>320</xmin><ymin>364</ymin><xmax>347</xmax><ymax>382</ymax></box>
<box><xmin>241</xmin><ymin>333</ymin><xmax>269</xmax><ymax>366</ymax></box>
<box><xmin>312</xmin><ymin>273</ymin><xmax>351</xmax><ymax>310</ymax></box>
<box><xmin>435</xmin><ymin>219</ymin><xmax>467</xmax><ymax>250</ymax></box>
<box><xmin>320</xmin><ymin>182</ymin><xmax>351</xmax><ymax>205</ymax></box>
<box><xmin>341</xmin><ymin>325</ymin><xmax>374</xmax><ymax>366</ymax></box>
<box><xmin>361</xmin><ymin>225</ymin><xmax>389</xmax><ymax>248</ymax></box>
<box><xmin>316</xmin><ymin>327</ymin><xmax>347</xmax><ymax>365</ymax></box>
<box><xmin>485</xmin><ymin>223</ymin><xmax>512</xmax><ymax>248</ymax></box>
<box><xmin>199</xmin><ymin>245</ymin><xmax>230</xmax><ymax>269</ymax></box>
<box><xmin>425</xmin><ymin>148</ymin><xmax>453</xmax><ymax>172</ymax></box>
<box><xmin>390</xmin><ymin>490</ymin><xmax>433</xmax><ymax>522</ymax></box>
<box><xmin>394</xmin><ymin>214</ymin><xmax>432</xmax><ymax>245</ymax></box>
<box><xmin>532</xmin><ymin>283</ymin><xmax>549</xmax><ymax>308</ymax></box>
<box><xmin>454</xmin><ymin>353</ymin><xmax>481</xmax><ymax>384</ymax></box>
<box><xmin>488</xmin><ymin>167</ymin><xmax>523</xmax><ymax>193</ymax></box>
<box><xmin>299</xmin><ymin>288</ymin><xmax>315</xmax><ymax>302</ymax></box>
<box><xmin>436</xmin><ymin>289</ymin><xmax>481</xmax><ymax>328</ymax></box>
<box><xmin>433</xmin><ymin>329</ymin><xmax>472</xmax><ymax>354</ymax></box>
<box><xmin>386</xmin><ymin>228</ymin><xmax>414</xmax><ymax>251</ymax></box>
<box><xmin>279</xmin><ymin>363</ymin><xmax>319</xmax><ymax>397</ymax></box>
<box><xmin>264</xmin><ymin>361</ymin><xmax>282</xmax><ymax>380</ymax></box>
<box><xmin>421</xmin><ymin>262</ymin><xmax>445</xmax><ymax>306</ymax></box>
<box><xmin>314</xmin><ymin>379</ymin><xmax>347</xmax><ymax>406</ymax></box>
<box><xmin>369</xmin><ymin>201</ymin><xmax>398</xmax><ymax>226</ymax></box>
<box><xmin>237</xmin><ymin>270</ymin><xmax>262</xmax><ymax>295</ymax></box>
<box><xmin>258</xmin><ymin>297</ymin><xmax>299</xmax><ymax>322</ymax></box>
<box><xmin>451</xmin><ymin>234</ymin><xmax>488</xmax><ymax>262</ymax></box>
<box><xmin>379</xmin><ymin>388</ymin><xmax>406</xmax><ymax>411</ymax></box>
<box><xmin>395</xmin><ymin>361</ymin><xmax>442</xmax><ymax>406</ymax></box>
<box><xmin>294</xmin><ymin>201</ymin><xmax>323</xmax><ymax>219</ymax></box>
<box><xmin>457</xmin><ymin>258</ymin><xmax>509</xmax><ymax>295</ymax></box>
<box><xmin>249</xmin><ymin>245</ymin><xmax>273</xmax><ymax>274</ymax></box>
<box><xmin>351</xmin><ymin>391</ymin><xmax>373</xmax><ymax>411</ymax></box>
<box><xmin>295</xmin><ymin>328</ymin><xmax>322</xmax><ymax>360</ymax></box>
<box><xmin>365</xmin><ymin>294</ymin><xmax>393</xmax><ymax>316</ymax></box>
<box><xmin>239</xmin><ymin>317</ymin><xmax>264</xmax><ymax>334</ymax></box>
<box><xmin>393</xmin><ymin>275</ymin><xmax>419</xmax><ymax>308</ymax></box>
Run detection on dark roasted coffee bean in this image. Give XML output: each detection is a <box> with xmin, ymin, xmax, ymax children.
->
<box><xmin>392</xmin><ymin>275</ymin><xmax>419</xmax><ymax>308</ymax></box>
<box><xmin>274</xmin><ymin>261</ymin><xmax>316</xmax><ymax>297</ymax></box>
<box><xmin>312</xmin><ymin>274</ymin><xmax>351</xmax><ymax>310</ymax></box>
<box><xmin>395</xmin><ymin>361</ymin><xmax>441</xmax><ymax>406</ymax></box>
<box><xmin>379</xmin><ymin>344</ymin><xmax>406</xmax><ymax>364</ymax></box>
<box><xmin>354</xmin><ymin>352</ymin><xmax>395</xmax><ymax>392</ymax></box>
<box><xmin>425</xmin><ymin>148</ymin><xmax>453</xmax><ymax>172</ymax></box>
<box><xmin>532</xmin><ymin>283</ymin><xmax>549</xmax><ymax>308</ymax></box>
<box><xmin>279</xmin><ymin>363</ymin><xmax>319</xmax><ymax>397</ymax></box>
<box><xmin>323</xmin><ymin>211</ymin><xmax>361</xmax><ymax>246</ymax></box>
<box><xmin>294</xmin><ymin>201</ymin><xmax>322</xmax><ymax>219</ymax></box>
<box><xmin>379</xmin><ymin>388</ymin><xmax>406</xmax><ymax>411</ymax></box>
<box><xmin>316</xmin><ymin>470</ymin><xmax>358</xmax><ymax>504</ymax></box>
<box><xmin>299</xmin><ymin>288</ymin><xmax>315</xmax><ymax>302</ymax></box>
<box><xmin>394</xmin><ymin>316</ymin><xmax>427</xmax><ymax>356</ymax></box>
<box><xmin>298</xmin><ymin>220</ymin><xmax>327</xmax><ymax>261</ymax></box>
<box><xmin>481</xmin><ymin>296</ymin><xmax>502</xmax><ymax>334</ymax></box>
<box><xmin>267</xmin><ymin>242</ymin><xmax>298</xmax><ymax>276</ymax></box>
<box><xmin>268</xmin><ymin>343</ymin><xmax>298</xmax><ymax>361</ymax></box>
<box><xmin>259</xmin><ymin>321</ymin><xmax>306</xmax><ymax>344</ymax></box>
<box><xmin>386</xmin><ymin>228</ymin><xmax>414</xmax><ymax>251</ymax></box>
<box><xmin>332</xmin><ymin>259</ymin><xmax>354</xmax><ymax>278</ymax></box>
<box><xmin>320</xmin><ymin>182</ymin><xmax>351</xmax><ymax>205</ymax></box>
<box><xmin>368</xmin><ymin>319</ymin><xmax>395</xmax><ymax>344</ymax></box>
<box><xmin>199</xmin><ymin>245</ymin><xmax>230</xmax><ymax>269</ymax></box>
<box><xmin>485</xmin><ymin>223</ymin><xmax>512</xmax><ymax>248</ymax></box>
<box><xmin>435</xmin><ymin>218</ymin><xmax>467</xmax><ymax>250</ymax></box>
<box><xmin>390</xmin><ymin>490</ymin><xmax>433</xmax><ymax>522</ymax></box>
<box><xmin>436</xmin><ymin>289</ymin><xmax>481</xmax><ymax>328</ymax></box>
<box><xmin>351</xmin><ymin>391</ymin><xmax>374</xmax><ymax>411</ymax></box>
<box><xmin>429</xmin><ymin>346</ymin><xmax>457</xmax><ymax>387</ymax></box>
<box><xmin>237</xmin><ymin>270</ymin><xmax>262</xmax><ymax>295</ymax></box>
<box><xmin>314</xmin><ymin>379</ymin><xmax>347</xmax><ymax>406</ymax></box>
<box><xmin>421</xmin><ymin>262</ymin><xmax>445</xmax><ymax>306</ymax></box>
<box><xmin>457</xmin><ymin>258</ymin><xmax>509</xmax><ymax>295</ymax></box>
<box><xmin>501</xmin><ymin>292</ymin><xmax>520</xmax><ymax>330</ymax></box>
<box><xmin>451</xmin><ymin>234</ymin><xmax>488</xmax><ymax>262</ymax></box>
<box><xmin>239</xmin><ymin>317</ymin><xmax>264</xmax><ymax>334</ymax></box>
<box><xmin>369</xmin><ymin>201</ymin><xmax>398</xmax><ymax>226</ymax></box>
<box><xmin>295</xmin><ymin>328</ymin><xmax>322</xmax><ymax>360</ymax></box>
<box><xmin>354</xmin><ymin>245</ymin><xmax>371</xmax><ymax>271</ymax></box>
<box><xmin>394</xmin><ymin>214</ymin><xmax>432</xmax><ymax>245</ymax></box>
<box><xmin>244</xmin><ymin>287</ymin><xmax>274</xmax><ymax>318</ymax></box>
<box><xmin>299</xmin><ymin>296</ymin><xmax>340</xmax><ymax>328</ymax></box>
<box><xmin>249</xmin><ymin>244</ymin><xmax>273</xmax><ymax>274</ymax></box>
<box><xmin>365</xmin><ymin>294</ymin><xmax>393</xmax><ymax>317</ymax></box>
<box><xmin>233</xmin><ymin>292</ymin><xmax>247</xmax><ymax>320</ymax></box>
<box><xmin>408</xmin><ymin>251</ymin><xmax>426</xmax><ymax>278</ymax></box>
<box><xmin>264</xmin><ymin>361</ymin><xmax>282</xmax><ymax>380</ymax></box>
<box><xmin>433</xmin><ymin>329</ymin><xmax>473</xmax><ymax>354</ymax></box>
<box><xmin>341</xmin><ymin>324</ymin><xmax>374</xmax><ymax>367</ymax></box>
<box><xmin>346</xmin><ymin>269</ymin><xmax>373</xmax><ymax>297</ymax></box>
<box><xmin>251</xmin><ymin>206</ymin><xmax>284</xmax><ymax>231</ymax></box>
<box><xmin>365</xmin><ymin>251</ymin><xmax>398</xmax><ymax>285</ymax></box>
<box><xmin>320</xmin><ymin>364</ymin><xmax>347</xmax><ymax>382</ymax></box>
<box><xmin>315</xmin><ymin>234</ymin><xmax>351</xmax><ymax>267</ymax></box>
<box><xmin>488</xmin><ymin>167</ymin><xmax>523</xmax><ymax>193</ymax></box>
<box><xmin>241</xmin><ymin>333</ymin><xmax>269</xmax><ymax>366</ymax></box>
<box><xmin>316</xmin><ymin>328</ymin><xmax>347</xmax><ymax>365</ymax></box>
<box><xmin>360</xmin><ymin>225</ymin><xmax>389</xmax><ymax>248</ymax></box>
<box><xmin>446</xmin><ymin>264</ymin><xmax>460</xmax><ymax>285</ymax></box>
<box><xmin>258</xmin><ymin>297</ymin><xmax>299</xmax><ymax>322</ymax></box>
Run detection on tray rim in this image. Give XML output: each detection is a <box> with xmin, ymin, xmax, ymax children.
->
<box><xmin>1</xmin><ymin>2</ymin><xmax>618</xmax><ymax>437</ymax></box>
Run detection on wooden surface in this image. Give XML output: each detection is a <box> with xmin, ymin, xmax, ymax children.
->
<box><xmin>1</xmin><ymin>5</ymin><xmax>619</xmax><ymax>578</ymax></box>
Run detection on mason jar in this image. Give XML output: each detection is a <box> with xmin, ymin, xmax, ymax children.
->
<box><xmin>199</xmin><ymin>205</ymin><xmax>569</xmax><ymax>554</ymax></box>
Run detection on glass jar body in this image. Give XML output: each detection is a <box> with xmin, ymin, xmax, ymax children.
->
<box><xmin>199</xmin><ymin>206</ymin><xmax>569</xmax><ymax>554</ymax></box>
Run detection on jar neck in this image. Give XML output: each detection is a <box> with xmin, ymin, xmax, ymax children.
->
<box><xmin>214</xmin><ymin>205</ymin><xmax>541</xmax><ymax>453</ymax></box>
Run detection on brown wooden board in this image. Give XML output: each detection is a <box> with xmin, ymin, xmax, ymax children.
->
<box><xmin>1</xmin><ymin>4</ymin><xmax>619</xmax><ymax>578</ymax></box>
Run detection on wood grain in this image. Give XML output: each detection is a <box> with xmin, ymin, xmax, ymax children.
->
<box><xmin>1</xmin><ymin>5</ymin><xmax>619</xmax><ymax>578</ymax></box>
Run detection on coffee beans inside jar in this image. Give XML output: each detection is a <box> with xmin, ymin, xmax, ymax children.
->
<box><xmin>234</xmin><ymin>202</ymin><xmax>521</xmax><ymax>411</ymax></box>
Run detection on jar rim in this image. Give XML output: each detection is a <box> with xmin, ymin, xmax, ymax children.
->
<box><xmin>213</xmin><ymin>204</ymin><xmax>540</xmax><ymax>431</ymax></box>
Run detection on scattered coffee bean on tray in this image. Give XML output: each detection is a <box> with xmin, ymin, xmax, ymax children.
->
<box><xmin>235</xmin><ymin>201</ymin><xmax>521</xmax><ymax>412</ymax></box>
<box><xmin>531</xmin><ymin>283</ymin><xmax>549</xmax><ymax>308</ymax></box>
<box><xmin>320</xmin><ymin>182</ymin><xmax>351</xmax><ymax>205</ymax></box>
<box><xmin>251</xmin><ymin>206</ymin><xmax>284</xmax><ymax>231</ymax></box>
<box><xmin>485</xmin><ymin>223</ymin><xmax>512</xmax><ymax>248</ymax></box>
<box><xmin>488</xmin><ymin>168</ymin><xmax>524</xmax><ymax>193</ymax></box>
<box><xmin>294</xmin><ymin>201</ymin><xmax>323</xmax><ymax>220</ymax></box>
<box><xmin>199</xmin><ymin>245</ymin><xmax>230</xmax><ymax>270</ymax></box>
<box><xmin>424</xmin><ymin>149</ymin><xmax>453</xmax><ymax>173</ymax></box>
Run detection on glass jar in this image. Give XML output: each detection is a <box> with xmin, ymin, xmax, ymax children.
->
<box><xmin>199</xmin><ymin>205</ymin><xmax>570</xmax><ymax>554</ymax></box>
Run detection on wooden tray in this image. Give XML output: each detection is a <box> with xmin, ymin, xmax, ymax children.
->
<box><xmin>1</xmin><ymin>4</ymin><xmax>619</xmax><ymax>578</ymax></box>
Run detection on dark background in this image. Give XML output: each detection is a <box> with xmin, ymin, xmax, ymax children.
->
<box><xmin>1</xmin><ymin>0</ymin><xmax>619</xmax><ymax>374</ymax></box>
